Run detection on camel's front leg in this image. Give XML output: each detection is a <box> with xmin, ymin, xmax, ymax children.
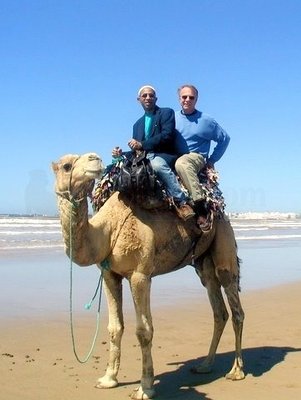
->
<box><xmin>129</xmin><ymin>271</ymin><xmax>155</xmax><ymax>400</ymax></box>
<box><xmin>194</xmin><ymin>256</ymin><xmax>229</xmax><ymax>373</ymax></box>
<box><xmin>96</xmin><ymin>270</ymin><xmax>124</xmax><ymax>389</ymax></box>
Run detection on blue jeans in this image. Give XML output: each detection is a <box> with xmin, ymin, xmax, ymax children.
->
<box><xmin>147</xmin><ymin>153</ymin><xmax>187</xmax><ymax>204</ymax></box>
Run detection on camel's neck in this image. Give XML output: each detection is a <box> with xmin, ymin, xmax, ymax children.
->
<box><xmin>58</xmin><ymin>196</ymin><xmax>110</xmax><ymax>266</ymax></box>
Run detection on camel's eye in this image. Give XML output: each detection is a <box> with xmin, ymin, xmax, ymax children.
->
<box><xmin>63</xmin><ymin>163</ymin><xmax>72</xmax><ymax>172</ymax></box>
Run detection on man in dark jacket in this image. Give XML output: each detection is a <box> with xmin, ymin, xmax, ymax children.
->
<box><xmin>113</xmin><ymin>85</ymin><xmax>194</xmax><ymax>220</ymax></box>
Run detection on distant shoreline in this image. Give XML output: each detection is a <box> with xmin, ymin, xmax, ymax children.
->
<box><xmin>1</xmin><ymin>212</ymin><xmax>300</xmax><ymax>220</ymax></box>
<box><xmin>0</xmin><ymin>214</ymin><xmax>59</xmax><ymax>219</ymax></box>
<box><xmin>228</xmin><ymin>211</ymin><xmax>301</xmax><ymax>220</ymax></box>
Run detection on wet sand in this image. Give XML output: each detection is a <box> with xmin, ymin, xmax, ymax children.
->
<box><xmin>1</xmin><ymin>281</ymin><xmax>301</xmax><ymax>400</ymax></box>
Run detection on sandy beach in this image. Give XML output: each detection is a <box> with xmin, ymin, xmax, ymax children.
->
<box><xmin>1</xmin><ymin>216</ymin><xmax>301</xmax><ymax>399</ymax></box>
<box><xmin>2</xmin><ymin>280</ymin><xmax>301</xmax><ymax>400</ymax></box>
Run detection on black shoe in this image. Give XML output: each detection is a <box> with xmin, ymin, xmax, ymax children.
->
<box><xmin>194</xmin><ymin>200</ymin><xmax>212</xmax><ymax>231</ymax></box>
<box><xmin>193</xmin><ymin>199</ymin><xmax>208</xmax><ymax>215</ymax></box>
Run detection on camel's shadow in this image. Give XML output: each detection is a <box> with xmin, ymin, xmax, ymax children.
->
<box><xmin>148</xmin><ymin>346</ymin><xmax>301</xmax><ymax>400</ymax></box>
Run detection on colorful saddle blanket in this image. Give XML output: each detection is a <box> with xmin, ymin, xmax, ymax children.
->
<box><xmin>91</xmin><ymin>157</ymin><xmax>225</xmax><ymax>214</ymax></box>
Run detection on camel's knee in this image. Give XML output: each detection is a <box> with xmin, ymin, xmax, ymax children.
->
<box><xmin>234</xmin><ymin>310</ymin><xmax>245</xmax><ymax>325</ymax></box>
<box><xmin>224</xmin><ymin>285</ymin><xmax>245</xmax><ymax>324</ymax></box>
<box><xmin>108</xmin><ymin>324</ymin><xmax>124</xmax><ymax>343</ymax></box>
<box><xmin>230</xmin><ymin>305</ymin><xmax>245</xmax><ymax>325</ymax></box>
<box><xmin>136</xmin><ymin>326</ymin><xmax>153</xmax><ymax>348</ymax></box>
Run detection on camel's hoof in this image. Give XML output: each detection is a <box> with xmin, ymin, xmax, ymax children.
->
<box><xmin>131</xmin><ymin>386</ymin><xmax>156</xmax><ymax>399</ymax></box>
<box><xmin>191</xmin><ymin>364</ymin><xmax>213</xmax><ymax>374</ymax></box>
<box><xmin>95</xmin><ymin>375</ymin><xmax>118</xmax><ymax>389</ymax></box>
<box><xmin>225</xmin><ymin>370</ymin><xmax>245</xmax><ymax>381</ymax></box>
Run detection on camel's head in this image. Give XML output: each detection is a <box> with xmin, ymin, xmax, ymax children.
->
<box><xmin>52</xmin><ymin>153</ymin><xmax>105</xmax><ymax>202</ymax></box>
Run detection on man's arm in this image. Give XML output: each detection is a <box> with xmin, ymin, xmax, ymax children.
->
<box><xmin>207</xmin><ymin>120</ymin><xmax>230</xmax><ymax>165</ymax></box>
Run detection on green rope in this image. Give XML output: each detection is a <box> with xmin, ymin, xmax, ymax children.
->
<box><xmin>67</xmin><ymin>195</ymin><xmax>131</xmax><ymax>363</ymax></box>
<box><xmin>100</xmin><ymin>258</ymin><xmax>110</xmax><ymax>270</ymax></box>
<box><xmin>69</xmin><ymin>203</ymin><xmax>103</xmax><ymax>364</ymax></box>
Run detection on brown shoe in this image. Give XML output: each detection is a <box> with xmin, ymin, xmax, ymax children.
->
<box><xmin>175</xmin><ymin>203</ymin><xmax>195</xmax><ymax>221</ymax></box>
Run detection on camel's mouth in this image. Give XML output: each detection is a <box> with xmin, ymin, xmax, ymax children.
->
<box><xmin>84</xmin><ymin>158</ymin><xmax>105</xmax><ymax>179</ymax></box>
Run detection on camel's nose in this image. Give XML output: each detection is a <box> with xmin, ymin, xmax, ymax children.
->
<box><xmin>88</xmin><ymin>153</ymin><xmax>100</xmax><ymax>161</ymax></box>
<box><xmin>84</xmin><ymin>153</ymin><xmax>105</xmax><ymax>178</ymax></box>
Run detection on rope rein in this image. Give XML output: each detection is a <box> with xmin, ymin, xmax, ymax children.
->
<box><xmin>61</xmin><ymin>156</ymin><xmax>103</xmax><ymax>364</ymax></box>
<box><xmin>69</xmin><ymin>202</ymin><xmax>103</xmax><ymax>364</ymax></box>
<box><xmin>64</xmin><ymin>157</ymin><xmax>133</xmax><ymax>363</ymax></box>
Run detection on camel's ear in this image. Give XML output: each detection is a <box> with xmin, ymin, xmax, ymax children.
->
<box><xmin>52</xmin><ymin>162</ymin><xmax>58</xmax><ymax>173</ymax></box>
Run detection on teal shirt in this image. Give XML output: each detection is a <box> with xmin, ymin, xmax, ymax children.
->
<box><xmin>144</xmin><ymin>114</ymin><xmax>153</xmax><ymax>139</ymax></box>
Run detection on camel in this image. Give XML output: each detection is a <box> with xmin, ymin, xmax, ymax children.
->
<box><xmin>52</xmin><ymin>152</ymin><xmax>245</xmax><ymax>399</ymax></box>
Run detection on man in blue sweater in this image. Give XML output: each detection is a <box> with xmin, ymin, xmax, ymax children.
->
<box><xmin>174</xmin><ymin>84</ymin><xmax>230</xmax><ymax>229</ymax></box>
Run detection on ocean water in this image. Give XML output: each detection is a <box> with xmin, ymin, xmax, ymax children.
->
<box><xmin>0</xmin><ymin>215</ymin><xmax>301</xmax><ymax>318</ymax></box>
<box><xmin>0</xmin><ymin>216</ymin><xmax>63</xmax><ymax>251</ymax></box>
<box><xmin>1</xmin><ymin>215</ymin><xmax>301</xmax><ymax>252</ymax></box>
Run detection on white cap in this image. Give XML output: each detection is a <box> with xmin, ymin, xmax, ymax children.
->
<box><xmin>137</xmin><ymin>85</ymin><xmax>156</xmax><ymax>96</ymax></box>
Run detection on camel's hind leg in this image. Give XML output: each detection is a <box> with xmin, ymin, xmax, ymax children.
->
<box><xmin>223</xmin><ymin>276</ymin><xmax>245</xmax><ymax>380</ymax></box>
<box><xmin>129</xmin><ymin>271</ymin><xmax>155</xmax><ymax>400</ymax></box>
<box><xmin>194</xmin><ymin>255</ymin><xmax>229</xmax><ymax>373</ymax></box>
<box><xmin>96</xmin><ymin>269</ymin><xmax>124</xmax><ymax>389</ymax></box>
<box><xmin>195</xmin><ymin>254</ymin><xmax>245</xmax><ymax>379</ymax></box>
<box><xmin>210</xmin><ymin>216</ymin><xmax>245</xmax><ymax>380</ymax></box>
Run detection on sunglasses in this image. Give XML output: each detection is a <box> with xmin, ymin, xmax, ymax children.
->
<box><xmin>141</xmin><ymin>93</ymin><xmax>155</xmax><ymax>98</ymax></box>
<box><xmin>181</xmin><ymin>95</ymin><xmax>195</xmax><ymax>100</ymax></box>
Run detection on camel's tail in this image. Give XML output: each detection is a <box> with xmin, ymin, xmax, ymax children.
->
<box><xmin>236</xmin><ymin>243</ymin><xmax>242</xmax><ymax>292</ymax></box>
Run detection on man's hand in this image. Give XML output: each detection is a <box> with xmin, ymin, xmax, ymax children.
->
<box><xmin>206</xmin><ymin>162</ymin><xmax>215</xmax><ymax>170</ymax></box>
<box><xmin>112</xmin><ymin>146</ymin><xmax>123</xmax><ymax>158</ymax></box>
<box><xmin>128</xmin><ymin>139</ymin><xmax>142</xmax><ymax>150</ymax></box>
<box><xmin>206</xmin><ymin>163</ymin><xmax>218</xmax><ymax>183</ymax></box>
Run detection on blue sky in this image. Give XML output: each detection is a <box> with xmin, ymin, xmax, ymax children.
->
<box><xmin>1</xmin><ymin>0</ymin><xmax>300</xmax><ymax>215</ymax></box>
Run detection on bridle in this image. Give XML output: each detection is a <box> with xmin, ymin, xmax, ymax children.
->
<box><xmin>55</xmin><ymin>156</ymin><xmax>92</xmax><ymax>207</ymax></box>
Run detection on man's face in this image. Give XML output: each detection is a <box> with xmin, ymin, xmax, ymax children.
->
<box><xmin>138</xmin><ymin>88</ymin><xmax>157</xmax><ymax>112</ymax></box>
<box><xmin>179</xmin><ymin>87</ymin><xmax>198</xmax><ymax>115</ymax></box>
